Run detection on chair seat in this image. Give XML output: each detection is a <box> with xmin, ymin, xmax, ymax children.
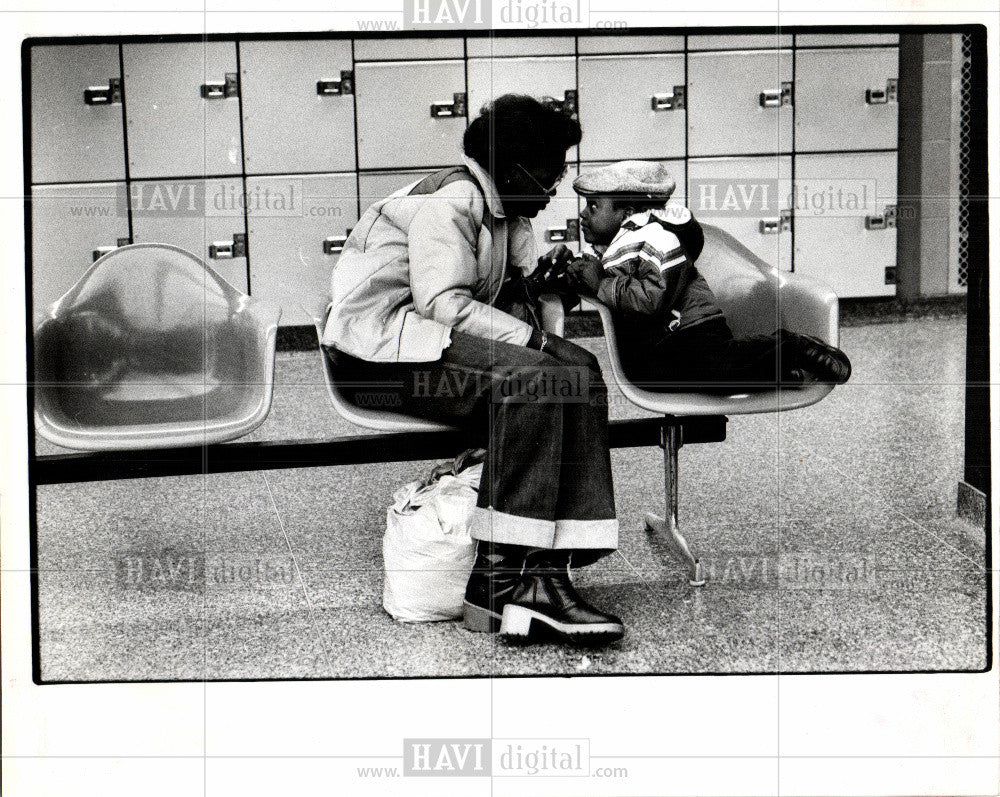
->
<box><xmin>314</xmin><ymin>320</ymin><xmax>456</xmax><ymax>434</ymax></box>
<box><xmin>614</xmin><ymin>374</ymin><xmax>834</xmax><ymax>416</ymax></box>
<box><xmin>582</xmin><ymin>223</ymin><xmax>840</xmax><ymax>418</ymax></box>
<box><xmin>316</xmin><ymin>294</ymin><xmax>566</xmax><ymax>434</ymax></box>
<box><xmin>324</xmin><ymin>389</ymin><xmax>458</xmax><ymax>434</ymax></box>
<box><xmin>100</xmin><ymin>371</ymin><xmax>223</xmax><ymax>402</ymax></box>
<box><xmin>584</xmin><ymin>300</ymin><xmax>834</xmax><ymax>416</ymax></box>
<box><xmin>34</xmin><ymin>243</ymin><xmax>281</xmax><ymax>450</ymax></box>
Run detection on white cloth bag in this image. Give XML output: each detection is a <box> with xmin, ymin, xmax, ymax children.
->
<box><xmin>382</xmin><ymin>462</ymin><xmax>483</xmax><ymax>622</ymax></box>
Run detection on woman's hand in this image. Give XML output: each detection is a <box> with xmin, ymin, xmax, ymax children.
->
<box><xmin>530</xmin><ymin>244</ymin><xmax>574</xmax><ymax>286</ymax></box>
<box><xmin>527</xmin><ymin>245</ymin><xmax>578</xmax><ymax>295</ymax></box>
<box><xmin>539</xmin><ymin>244</ymin><xmax>575</xmax><ymax>273</ymax></box>
<box><xmin>527</xmin><ymin>329</ymin><xmax>600</xmax><ymax>372</ymax></box>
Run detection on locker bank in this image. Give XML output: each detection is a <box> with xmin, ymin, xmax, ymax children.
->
<box><xmin>27</xmin><ymin>29</ymin><xmax>968</xmax><ymax>326</ymax></box>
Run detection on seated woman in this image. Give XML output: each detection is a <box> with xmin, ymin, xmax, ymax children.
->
<box><xmin>321</xmin><ymin>95</ymin><xmax>624</xmax><ymax>646</ymax></box>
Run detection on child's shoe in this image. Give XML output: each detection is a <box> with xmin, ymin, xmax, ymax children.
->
<box><xmin>793</xmin><ymin>334</ymin><xmax>852</xmax><ymax>384</ymax></box>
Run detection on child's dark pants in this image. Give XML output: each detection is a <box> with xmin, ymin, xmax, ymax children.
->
<box><xmin>620</xmin><ymin>316</ymin><xmax>803</xmax><ymax>394</ymax></box>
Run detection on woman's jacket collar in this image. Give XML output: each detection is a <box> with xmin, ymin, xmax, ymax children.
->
<box><xmin>461</xmin><ymin>155</ymin><xmax>506</xmax><ymax>219</ymax></box>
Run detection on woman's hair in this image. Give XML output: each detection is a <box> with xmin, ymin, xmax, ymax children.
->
<box><xmin>463</xmin><ymin>94</ymin><xmax>582</xmax><ymax>175</ymax></box>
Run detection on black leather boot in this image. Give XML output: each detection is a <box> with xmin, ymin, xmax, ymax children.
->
<box><xmin>499</xmin><ymin>551</ymin><xmax>624</xmax><ymax>646</ymax></box>
<box><xmin>792</xmin><ymin>334</ymin><xmax>852</xmax><ymax>384</ymax></box>
<box><xmin>463</xmin><ymin>542</ymin><xmax>530</xmax><ymax>633</ymax></box>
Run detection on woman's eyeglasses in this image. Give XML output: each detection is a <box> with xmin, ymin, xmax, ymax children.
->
<box><xmin>514</xmin><ymin>163</ymin><xmax>568</xmax><ymax>197</ymax></box>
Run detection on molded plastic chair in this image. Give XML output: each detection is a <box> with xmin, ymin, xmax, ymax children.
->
<box><xmin>315</xmin><ymin>308</ymin><xmax>455</xmax><ymax>434</ymax></box>
<box><xmin>317</xmin><ymin>295</ymin><xmax>566</xmax><ymax>434</ymax></box>
<box><xmin>586</xmin><ymin>223</ymin><xmax>841</xmax><ymax>585</ymax></box>
<box><xmin>34</xmin><ymin>243</ymin><xmax>281</xmax><ymax>451</ymax></box>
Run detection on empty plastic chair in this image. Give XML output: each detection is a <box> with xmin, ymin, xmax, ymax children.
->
<box><xmin>34</xmin><ymin>243</ymin><xmax>281</xmax><ymax>451</ymax></box>
<box><xmin>586</xmin><ymin>223</ymin><xmax>841</xmax><ymax>584</ymax></box>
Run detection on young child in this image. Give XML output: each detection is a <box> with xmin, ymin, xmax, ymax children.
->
<box><xmin>565</xmin><ymin>161</ymin><xmax>851</xmax><ymax>392</ymax></box>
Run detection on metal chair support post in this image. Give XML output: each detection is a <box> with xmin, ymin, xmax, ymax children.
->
<box><xmin>644</xmin><ymin>418</ymin><xmax>707</xmax><ymax>586</ymax></box>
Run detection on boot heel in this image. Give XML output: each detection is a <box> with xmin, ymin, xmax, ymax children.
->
<box><xmin>462</xmin><ymin>600</ymin><xmax>501</xmax><ymax>633</ymax></box>
<box><xmin>499</xmin><ymin>604</ymin><xmax>534</xmax><ymax>638</ymax></box>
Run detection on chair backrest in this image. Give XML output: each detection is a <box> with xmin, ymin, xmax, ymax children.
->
<box><xmin>695</xmin><ymin>224</ymin><xmax>784</xmax><ymax>339</ymax></box>
<box><xmin>34</xmin><ymin>243</ymin><xmax>281</xmax><ymax>450</ymax></box>
<box><xmin>587</xmin><ymin>222</ymin><xmax>838</xmax><ymax>415</ymax></box>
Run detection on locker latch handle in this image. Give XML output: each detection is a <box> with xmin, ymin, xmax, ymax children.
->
<box><xmin>865</xmin><ymin>78</ymin><xmax>898</xmax><ymax>105</ymax></box>
<box><xmin>545</xmin><ymin>219</ymin><xmax>580</xmax><ymax>243</ymax></box>
<box><xmin>200</xmin><ymin>73</ymin><xmax>239</xmax><ymax>100</ymax></box>
<box><xmin>92</xmin><ymin>237</ymin><xmax>132</xmax><ymax>261</ymax></box>
<box><xmin>651</xmin><ymin>86</ymin><xmax>686</xmax><ymax>111</ymax></box>
<box><xmin>541</xmin><ymin>90</ymin><xmax>578</xmax><ymax>116</ymax></box>
<box><xmin>759</xmin><ymin>82</ymin><xmax>793</xmax><ymax>108</ymax></box>
<box><xmin>430</xmin><ymin>93</ymin><xmax>467</xmax><ymax>119</ymax></box>
<box><xmin>864</xmin><ymin>205</ymin><xmax>897</xmax><ymax>231</ymax></box>
<box><xmin>317</xmin><ymin>70</ymin><xmax>355</xmax><ymax>96</ymax></box>
<box><xmin>84</xmin><ymin>77</ymin><xmax>122</xmax><ymax>106</ymax></box>
<box><xmin>758</xmin><ymin>209</ymin><xmax>793</xmax><ymax>235</ymax></box>
<box><xmin>323</xmin><ymin>231</ymin><xmax>351</xmax><ymax>255</ymax></box>
<box><xmin>209</xmin><ymin>233</ymin><xmax>247</xmax><ymax>259</ymax></box>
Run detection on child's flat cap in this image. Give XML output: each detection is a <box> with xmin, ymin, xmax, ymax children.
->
<box><xmin>572</xmin><ymin>160</ymin><xmax>676</xmax><ymax>198</ymax></box>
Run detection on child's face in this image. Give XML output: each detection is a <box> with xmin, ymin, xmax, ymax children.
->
<box><xmin>580</xmin><ymin>196</ymin><xmax>628</xmax><ymax>247</ymax></box>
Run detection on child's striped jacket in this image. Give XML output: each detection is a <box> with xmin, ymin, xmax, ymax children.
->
<box><xmin>594</xmin><ymin>205</ymin><xmax>723</xmax><ymax>335</ymax></box>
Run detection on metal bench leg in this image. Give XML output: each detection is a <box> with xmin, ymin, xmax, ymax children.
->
<box><xmin>644</xmin><ymin>421</ymin><xmax>707</xmax><ymax>586</ymax></box>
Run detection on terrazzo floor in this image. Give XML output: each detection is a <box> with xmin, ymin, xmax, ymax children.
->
<box><xmin>32</xmin><ymin>316</ymin><xmax>988</xmax><ymax>681</ymax></box>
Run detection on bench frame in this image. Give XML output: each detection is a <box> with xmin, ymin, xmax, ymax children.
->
<box><xmin>32</xmin><ymin>415</ymin><xmax>727</xmax><ymax>486</ymax></box>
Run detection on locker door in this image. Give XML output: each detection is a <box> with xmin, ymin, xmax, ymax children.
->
<box><xmin>795</xmin><ymin>48</ymin><xmax>899</xmax><ymax>151</ymax></box>
<box><xmin>466</xmin><ymin>56</ymin><xmax>578</xmax><ymax>158</ymax></box>
<box><xmin>793</xmin><ymin>152</ymin><xmax>897</xmax><ymax>298</ymax></box>
<box><xmin>688</xmin><ymin>156</ymin><xmax>792</xmax><ymax>271</ymax></box>
<box><xmin>353</xmin><ymin>38</ymin><xmax>464</xmax><ymax>61</ymax></box>
<box><xmin>130</xmin><ymin>177</ymin><xmax>248</xmax><ymax>291</ymax></box>
<box><xmin>577</xmin><ymin>54</ymin><xmax>685</xmax><ymax>162</ymax></box>
<box><xmin>31</xmin><ymin>182</ymin><xmax>130</xmax><ymax>318</ymax></box>
<box><xmin>576</xmin><ymin>34</ymin><xmax>684</xmax><ymax>55</ymax></box>
<box><xmin>246</xmin><ymin>174</ymin><xmax>359</xmax><ymax>326</ymax></box>
<box><xmin>688</xmin><ymin>50</ymin><xmax>793</xmax><ymax>157</ymax></box>
<box><xmin>532</xmin><ymin>164</ymin><xmax>581</xmax><ymax>258</ymax></box>
<box><xmin>240</xmin><ymin>40</ymin><xmax>356</xmax><ymax>175</ymax></box>
<box><xmin>688</xmin><ymin>34</ymin><xmax>793</xmax><ymax>50</ymax></box>
<box><xmin>354</xmin><ymin>60</ymin><xmax>466</xmax><ymax>170</ymax></box>
<box><xmin>466</xmin><ymin>36</ymin><xmax>575</xmax><ymax>57</ymax></box>
<box><xmin>795</xmin><ymin>33</ymin><xmax>899</xmax><ymax>47</ymax></box>
<box><xmin>358</xmin><ymin>170</ymin><xmax>434</xmax><ymax>213</ymax></box>
<box><xmin>123</xmin><ymin>42</ymin><xmax>242</xmax><ymax>178</ymax></box>
<box><xmin>31</xmin><ymin>45</ymin><xmax>126</xmax><ymax>184</ymax></box>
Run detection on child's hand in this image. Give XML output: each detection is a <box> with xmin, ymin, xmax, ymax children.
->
<box><xmin>566</xmin><ymin>255</ymin><xmax>603</xmax><ymax>295</ymax></box>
